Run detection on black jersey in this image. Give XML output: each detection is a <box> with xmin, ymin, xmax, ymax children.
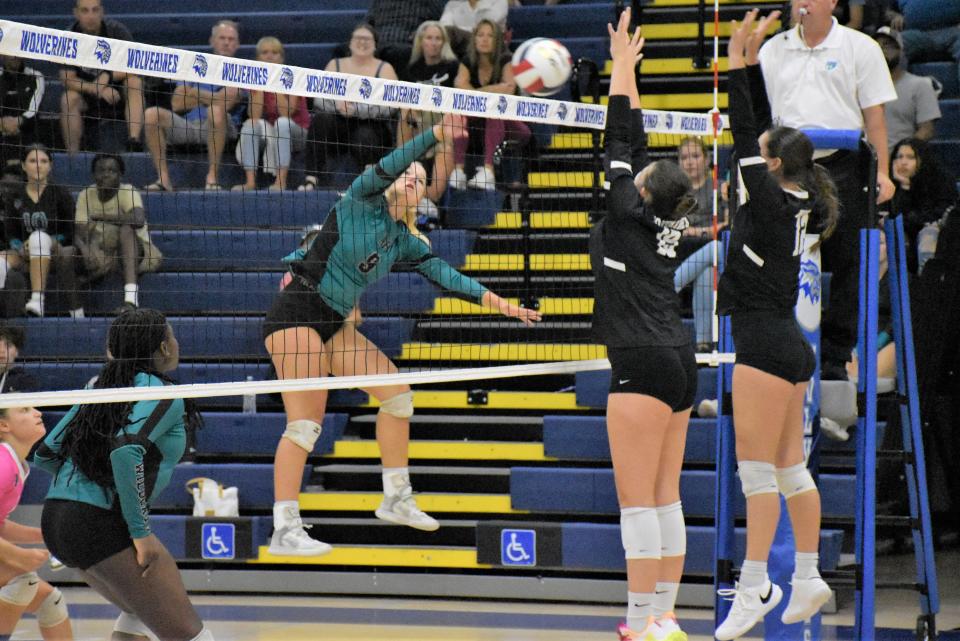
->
<box><xmin>3</xmin><ymin>183</ymin><xmax>76</xmax><ymax>249</ymax></box>
<box><xmin>717</xmin><ymin>66</ymin><xmax>814</xmax><ymax>315</ymax></box>
<box><xmin>591</xmin><ymin>95</ymin><xmax>690</xmax><ymax>348</ymax></box>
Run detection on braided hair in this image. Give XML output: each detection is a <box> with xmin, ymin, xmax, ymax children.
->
<box><xmin>55</xmin><ymin>308</ymin><xmax>201</xmax><ymax>488</ymax></box>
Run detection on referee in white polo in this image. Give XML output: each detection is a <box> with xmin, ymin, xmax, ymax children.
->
<box><xmin>758</xmin><ymin>0</ymin><xmax>896</xmax><ymax>380</ymax></box>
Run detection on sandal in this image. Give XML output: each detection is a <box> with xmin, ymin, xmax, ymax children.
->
<box><xmin>145</xmin><ymin>181</ymin><xmax>171</xmax><ymax>192</ymax></box>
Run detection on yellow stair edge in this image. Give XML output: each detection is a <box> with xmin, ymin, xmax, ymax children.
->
<box><xmin>606</xmin><ymin>21</ymin><xmax>780</xmax><ymax>40</ymax></box>
<box><xmin>491</xmin><ymin>211</ymin><xmax>591</xmax><ymax>228</ymax></box>
<box><xmin>650</xmin><ymin>0</ymin><xmax>783</xmax><ymax>5</ymax></box>
<box><xmin>254</xmin><ymin>545</ymin><xmax>490</xmax><ymax>568</ymax></box>
<box><xmin>327</xmin><ymin>440</ymin><xmax>551</xmax><ymax>461</ymax></box>
<box><xmin>528</xmin><ymin>172</ymin><xmax>602</xmax><ymax>189</ymax></box>
<box><xmin>365</xmin><ymin>390</ymin><xmax>590</xmax><ymax>411</ymax></box>
<box><xmin>549</xmin><ymin>132</ymin><xmax>733</xmax><ymax>150</ymax></box>
<box><xmin>298</xmin><ymin>492</ymin><xmax>525</xmax><ymax>513</ymax></box>
<box><xmin>431</xmin><ymin>296</ymin><xmax>594</xmax><ymax>316</ymax></box>
<box><xmin>398</xmin><ymin>343</ymin><xmax>607</xmax><ymax>362</ymax></box>
<box><xmin>463</xmin><ymin>254</ymin><xmax>591</xmax><ymax>271</ymax></box>
<box><xmin>581</xmin><ymin>93</ymin><xmax>729</xmax><ymax>109</ymax></box>
<box><xmin>609</xmin><ymin>56</ymin><xmax>731</xmax><ymax>76</ymax></box>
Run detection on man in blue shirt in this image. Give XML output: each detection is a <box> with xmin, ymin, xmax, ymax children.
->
<box><xmin>143</xmin><ymin>20</ymin><xmax>245</xmax><ymax>191</ymax></box>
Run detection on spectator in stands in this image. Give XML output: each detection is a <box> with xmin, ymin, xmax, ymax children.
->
<box><xmin>297</xmin><ymin>24</ymin><xmax>398</xmax><ymax>191</ymax></box>
<box><xmin>143</xmin><ymin>20</ymin><xmax>245</xmax><ymax>192</ymax></box>
<box><xmin>0</xmin><ymin>56</ymin><xmax>44</xmax><ymax>169</ymax></box>
<box><xmin>451</xmin><ymin>20</ymin><xmax>530</xmax><ymax>191</ymax></box>
<box><xmin>759</xmin><ymin>0</ymin><xmax>896</xmax><ymax>380</ymax></box>
<box><xmin>0</xmin><ymin>167</ymin><xmax>30</xmax><ymax>318</ymax></box>
<box><xmin>364</xmin><ymin>0</ymin><xmax>447</xmax><ymax>74</ymax></box>
<box><xmin>875</xmin><ymin>27</ymin><xmax>941</xmax><ymax>149</ymax></box>
<box><xmin>441</xmin><ymin>0</ymin><xmax>509</xmax><ymax>57</ymax></box>
<box><xmin>3</xmin><ymin>146</ymin><xmax>82</xmax><ymax>318</ymax></box>
<box><xmin>60</xmin><ymin>0</ymin><xmax>144</xmax><ymax>153</ymax></box>
<box><xmin>0</xmin><ymin>325</ymin><xmax>37</xmax><ymax>394</ymax></box>
<box><xmin>886</xmin><ymin>138</ymin><xmax>958</xmax><ymax>272</ymax></box>
<box><xmin>889</xmin><ymin>0</ymin><xmax>960</xmax><ymax>91</ymax></box>
<box><xmin>672</xmin><ymin>137</ymin><xmax>727</xmax><ymax>351</ymax></box>
<box><xmin>233</xmin><ymin>37</ymin><xmax>310</xmax><ymax>192</ymax></box>
<box><xmin>398</xmin><ymin>21</ymin><xmax>461</xmax><ymax>218</ymax></box>
<box><xmin>75</xmin><ymin>153</ymin><xmax>163</xmax><ymax>311</ymax></box>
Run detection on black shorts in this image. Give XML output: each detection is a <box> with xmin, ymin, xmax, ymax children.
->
<box><xmin>262</xmin><ymin>277</ymin><xmax>347</xmax><ymax>344</ymax></box>
<box><xmin>607</xmin><ymin>344</ymin><xmax>698</xmax><ymax>412</ymax></box>
<box><xmin>41</xmin><ymin>499</ymin><xmax>132</xmax><ymax>570</ymax></box>
<box><xmin>731</xmin><ymin>310</ymin><xmax>816</xmax><ymax>384</ymax></box>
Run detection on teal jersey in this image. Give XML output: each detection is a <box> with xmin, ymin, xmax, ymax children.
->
<box><xmin>290</xmin><ymin>128</ymin><xmax>488</xmax><ymax>316</ymax></box>
<box><xmin>33</xmin><ymin>373</ymin><xmax>186</xmax><ymax>539</ymax></box>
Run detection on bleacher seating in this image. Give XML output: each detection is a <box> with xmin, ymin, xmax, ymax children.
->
<box><xmin>12</xmin><ymin>0</ymin><xmax>959</xmax><ymax>593</ymax></box>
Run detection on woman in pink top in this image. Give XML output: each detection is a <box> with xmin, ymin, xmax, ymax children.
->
<box><xmin>234</xmin><ymin>37</ymin><xmax>311</xmax><ymax>191</ymax></box>
<box><xmin>0</xmin><ymin>406</ymin><xmax>73</xmax><ymax>640</ymax></box>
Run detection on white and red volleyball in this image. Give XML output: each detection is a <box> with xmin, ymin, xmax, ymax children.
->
<box><xmin>511</xmin><ymin>38</ymin><xmax>573</xmax><ymax>97</ymax></box>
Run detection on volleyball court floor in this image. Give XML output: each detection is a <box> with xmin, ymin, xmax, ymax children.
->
<box><xmin>10</xmin><ymin>551</ymin><xmax>958</xmax><ymax>640</ymax></box>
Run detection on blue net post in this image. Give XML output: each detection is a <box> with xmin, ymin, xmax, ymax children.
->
<box><xmin>883</xmin><ymin>216</ymin><xmax>940</xmax><ymax>620</ymax></box>
<box><xmin>713</xmin><ymin>231</ymin><xmax>737</xmax><ymax>628</ymax></box>
<box><xmin>855</xmin><ymin>228</ymin><xmax>880</xmax><ymax>641</ymax></box>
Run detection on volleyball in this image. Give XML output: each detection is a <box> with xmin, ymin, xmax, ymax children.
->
<box><xmin>511</xmin><ymin>37</ymin><xmax>573</xmax><ymax>97</ymax></box>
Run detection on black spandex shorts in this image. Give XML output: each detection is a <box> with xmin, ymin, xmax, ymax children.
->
<box><xmin>262</xmin><ymin>277</ymin><xmax>347</xmax><ymax>344</ymax></box>
<box><xmin>607</xmin><ymin>344</ymin><xmax>698</xmax><ymax>412</ymax></box>
<box><xmin>731</xmin><ymin>310</ymin><xmax>816</xmax><ymax>384</ymax></box>
<box><xmin>41</xmin><ymin>499</ymin><xmax>133</xmax><ymax>570</ymax></box>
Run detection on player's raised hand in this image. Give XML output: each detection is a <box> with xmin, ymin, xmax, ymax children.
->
<box><xmin>608</xmin><ymin>8</ymin><xmax>644</xmax><ymax>66</ymax></box>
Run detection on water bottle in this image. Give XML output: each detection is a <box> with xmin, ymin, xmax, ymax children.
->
<box><xmin>242</xmin><ymin>375</ymin><xmax>257</xmax><ymax>414</ymax></box>
<box><xmin>917</xmin><ymin>223</ymin><xmax>939</xmax><ymax>275</ymax></box>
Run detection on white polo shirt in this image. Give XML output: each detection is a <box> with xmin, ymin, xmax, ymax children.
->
<box><xmin>758</xmin><ymin>18</ymin><xmax>896</xmax><ymax>131</ymax></box>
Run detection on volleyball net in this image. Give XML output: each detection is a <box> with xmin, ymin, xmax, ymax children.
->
<box><xmin>0</xmin><ymin>19</ymin><xmax>732</xmax><ymax>408</ymax></box>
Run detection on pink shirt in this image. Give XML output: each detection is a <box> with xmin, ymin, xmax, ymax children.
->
<box><xmin>262</xmin><ymin>93</ymin><xmax>311</xmax><ymax>129</ymax></box>
<box><xmin>0</xmin><ymin>443</ymin><xmax>28</xmax><ymax>530</ymax></box>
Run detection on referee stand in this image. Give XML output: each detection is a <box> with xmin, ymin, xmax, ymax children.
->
<box><xmin>713</xmin><ymin>130</ymin><xmax>940</xmax><ymax>640</ymax></box>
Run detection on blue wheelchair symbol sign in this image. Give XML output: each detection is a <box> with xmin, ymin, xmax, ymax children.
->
<box><xmin>500</xmin><ymin>529</ymin><xmax>535</xmax><ymax>566</ymax></box>
<box><xmin>201</xmin><ymin>523</ymin><xmax>235</xmax><ymax>560</ymax></box>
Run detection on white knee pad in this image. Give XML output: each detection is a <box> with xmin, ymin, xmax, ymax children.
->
<box><xmin>657</xmin><ymin>501</ymin><xmax>686</xmax><ymax>558</ymax></box>
<box><xmin>114</xmin><ymin>612</ymin><xmax>152</xmax><ymax>636</ymax></box>
<box><xmin>620</xmin><ymin>506</ymin><xmax>661</xmax><ymax>560</ymax></box>
<box><xmin>189</xmin><ymin>627</ymin><xmax>215</xmax><ymax>641</ymax></box>
<box><xmin>776</xmin><ymin>463</ymin><xmax>818</xmax><ymax>499</ymax></box>
<box><xmin>379</xmin><ymin>390</ymin><xmax>414</xmax><ymax>419</ymax></box>
<box><xmin>36</xmin><ymin>587</ymin><xmax>68</xmax><ymax>628</ymax></box>
<box><xmin>0</xmin><ymin>572</ymin><xmax>39</xmax><ymax>606</ymax></box>
<box><xmin>282</xmin><ymin>419</ymin><xmax>322</xmax><ymax>453</ymax></box>
<box><xmin>28</xmin><ymin>230</ymin><xmax>52</xmax><ymax>258</ymax></box>
<box><xmin>738</xmin><ymin>460</ymin><xmax>779</xmax><ymax>497</ymax></box>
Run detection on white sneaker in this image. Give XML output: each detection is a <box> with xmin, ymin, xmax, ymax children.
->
<box><xmin>820</xmin><ymin>416</ymin><xmax>849</xmax><ymax>442</ymax></box>
<box><xmin>698</xmin><ymin>398</ymin><xmax>718</xmax><ymax>418</ymax></box>
<box><xmin>654</xmin><ymin>613</ymin><xmax>688</xmax><ymax>641</ymax></box>
<box><xmin>448</xmin><ymin>167</ymin><xmax>468</xmax><ymax>190</ymax></box>
<box><xmin>467</xmin><ymin>166</ymin><xmax>496</xmax><ymax>191</ymax></box>
<box><xmin>715</xmin><ymin>580</ymin><xmax>783</xmax><ymax>640</ymax></box>
<box><xmin>268</xmin><ymin>520</ymin><xmax>332</xmax><ymax>557</ymax></box>
<box><xmin>781</xmin><ymin>576</ymin><xmax>831</xmax><ymax>624</ymax></box>
<box><xmin>375</xmin><ymin>484</ymin><xmax>439</xmax><ymax>531</ymax></box>
<box><xmin>25</xmin><ymin>297</ymin><xmax>43</xmax><ymax>317</ymax></box>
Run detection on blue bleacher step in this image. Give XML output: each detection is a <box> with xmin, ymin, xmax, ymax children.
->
<box><xmin>19</xmin><ymin>316</ymin><xmax>414</xmax><ymax>360</ymax></box>
<box><xmin>144</xmin><ymin>189</ymin><xmax>339</xmax><ymax>228</ymax></box>
<box><xmin>510</xmin><ymin>467</ymin><xmax>856</xmax><ymax>519</ymax></box>
<box><xmin>443</xmin><ymin>190</ymin><xmax>505</xmax><ymax>228</ymax></box>
<box><xmin>936</xmin><ymin>99</ymin><xmax>960</xmax><ymax>138</ymax></box>
<box><xmin>911</xmin><ymin>62</ymin><xmax>960</xmax><ymax>99</ymax></box>
<box><xmin>27</xmin><ymin>362</ymin><xmax>367</xmax><ymax>408</ymax></box>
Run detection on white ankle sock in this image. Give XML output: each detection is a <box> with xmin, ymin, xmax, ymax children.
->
<box><xmin>29</xmin><ymin>292</ymin><xmax>42</xmax><ymax>305</ymax></box>
<box><xmin>0</xmin><ymin>260</ymin><xmax>8</xmax><ymax>289</ymax></box>
<box><xmin>794</xmin><ymin>552</ymin><xmax>821</xmax><ymax>580</ymax></box>
<box><xmin>382</xmin><ymin>467</ymin><xmax>409</xmax><ymax>496</ymax></box>
<box><xmin>124</xmin><ymin>283</ymin><xmax>139</xmax><ymax>306</ymax></box>
<box><xmin>273</xmin><ymin>501</ymin><xmax>300</xmax><ymax>528</ymax></box>
<box><xmin>69</xmin><ymin>307</ymin><xmax>85</xmax><ymax>318</ymax></box>
<box><xmin>740</xmin><ymin>560</ymin><xmax>768</xmax><ymax>589</ymax></box>
<box><xmin>626</xmin><ymin>591</ymin><xmax>653</xmax><ymax>630</ymax></box>
<box><xmin>652</xmin><ymin>581</ymin><xmax>680</xmax><ymax>616</ymax></box>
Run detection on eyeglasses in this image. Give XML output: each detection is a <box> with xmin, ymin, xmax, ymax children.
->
<box><xmin>351</xmin><ymin>35</ymin><xmax>374</xmax><ymax>43</ymax></box>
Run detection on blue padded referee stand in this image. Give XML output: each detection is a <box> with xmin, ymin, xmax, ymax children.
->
<box><xmin>880</xmin><ymin>215</ymin><xmax>940</xmax><ymax>639</ymax></box>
